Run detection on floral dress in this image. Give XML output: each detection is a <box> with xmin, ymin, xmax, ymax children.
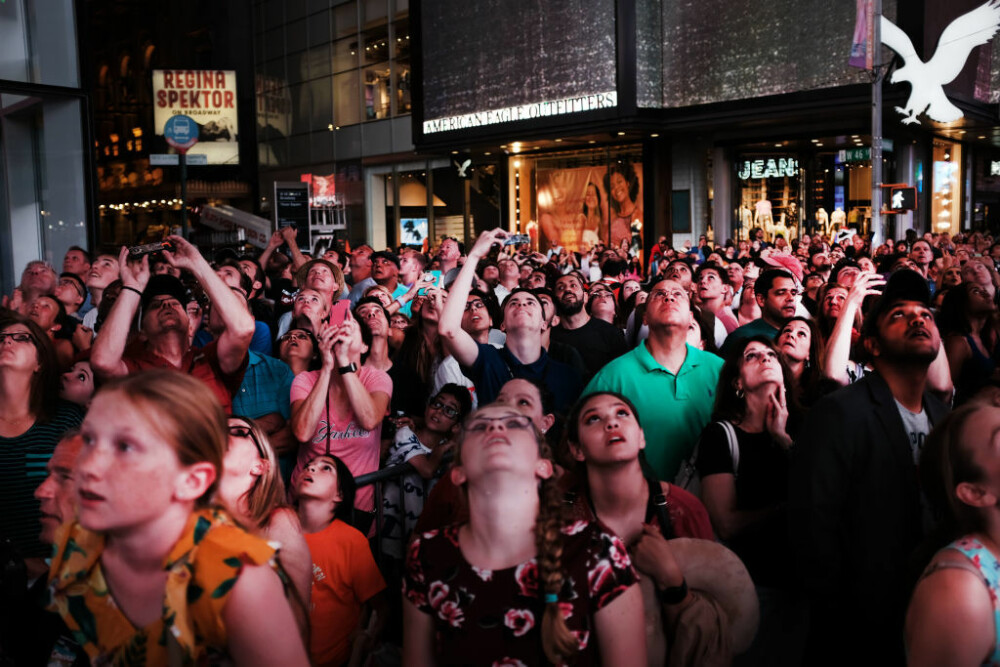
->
<box><xmin>403</xmin><ymin>520</ymin><xmax>638</xmax><ymax>666</ymax></box>
<box><xmin>47</xmin><ymin>507</ymin><xmax>289</xmax><ymax>665</ymax></box>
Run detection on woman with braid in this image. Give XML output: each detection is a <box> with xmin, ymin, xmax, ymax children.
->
<box><xmin>402</xmin><ymin>403</ymin><xmax>646</xmax><ymax>665</ymax></box>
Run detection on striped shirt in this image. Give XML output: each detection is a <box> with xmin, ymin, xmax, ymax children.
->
<box><xmin>0</xmin><ymin>401</ymin><xmax>82</xmax><ymax>557</ymax></box>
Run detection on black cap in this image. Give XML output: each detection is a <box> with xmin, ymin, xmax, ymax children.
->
<box><xmin>370</xmin><ymin>250</ymin><xmax>400</xmax><ymax>268</ymax></box>
<box><xmin>141</xmin><ymin>274</ymin><xmax>188</xmax><ymax>312</ymax></box>
<box><xmin>862</xmin><ymin>269</ymin><xmax>931</xmax><ymax>337</ymax></box>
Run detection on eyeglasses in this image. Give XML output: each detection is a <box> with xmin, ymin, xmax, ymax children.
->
<box><xmin>465</xmin><ymin>415</ymin><xmax>533</xmax><ymax>432</ymax></box>
<box><xmin>0</xmin><ymin>332</ymin><xmax>33</xmax><ymax>344</ymax></box>
<box><xmin>228</xmin><ymin>423</ymin><xmax>266</xmax><ymax>458</ymax></box>
<box><xmin>279</xmin><ymin>331</ymin><xmax>312</xmax><ymax>343</ymax></box>
<box><xmin>430</xmin><ymin>399</ymin><xmax>460</xmax><ymax>419</ymax></box>
<box><xmin>649</xmin><ymin>289</ymin><xmax>688</xmax><ymax>302</ymax></box>
<box><xmin>464</xmin><ymin>300</ymin><xmax>486</xmax><ymax>311</ymax></box>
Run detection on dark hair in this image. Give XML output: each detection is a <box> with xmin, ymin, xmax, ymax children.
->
<box><xmin>66</xmin><ymin>245</ymin><xmax>92</xmax><ymax>263</ymax></box>
<box><xmin>469</xmin><ymin>288</ymin><xmax>502</xmax><ymax>329</ymax></box>
<box><xmin>565</xmin><ymin>391</ymin><xmax>642</xmax><ymax>445</ymax></box>
<box><xmin>754</xmin><ymin>268</ymin><xmax>794</xmax><ymax>300</ymax></box>
<box><xmin>214</xmin><ymin>258</ymin><xmax>253</xmax><ymax>296</ymax></box>
<box><xmin>434</xmin><ymin>383</ymin><xmax>473</xmax><ymax>422</ymax></box>
<box><xmin>602</xmin><ymin>162</ymin><xmax>640</xmax><ymax>215</ymax></box>
<box><xmin>305</xmin><ymin>453</ymin><xmax>357</xmax><ymax>526</ymax></box>
<box><xmin>712</xmin><ymin>335</ymin><xmax>797</xmax><ymax>423</ymax></box>
<box><xmin>278</xmin><ymin>326</ymin><xmax>322</xmax><ymax>371</ymax></box>
<box><xmin>937</xmin><ymin>282</ymin><xmax>980</xmax><ymax>337</ymax></box>
<box><xmin>694</xmin><ymin>261</ymin><xmax>731</xmax><ymax>286</ymax></box>
<box><xmin>0</xmin><ymin>315</ymin><xmax>61</xmax><ymax>423</ymax></box>
<box><xmin>919</xmin><ymin>405</ymin><xmax>989</xmax><ymax>544</ymax></box>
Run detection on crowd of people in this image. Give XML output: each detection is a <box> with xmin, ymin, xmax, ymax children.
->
<box><xmin>4</xmin><ymin>221</ymin><xmax>1000</xmax><ymax>665</ymax></box>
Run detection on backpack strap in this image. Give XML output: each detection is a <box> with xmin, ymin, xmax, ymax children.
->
<box><xmin>719</xmin><ymin>420</ymin><xmax>740</xmax><ymax>478</ymax></box>
<box><xmin>646</xmin><ymin>473</ymin><xmax>676</xmax><ymax>540</ymax></box>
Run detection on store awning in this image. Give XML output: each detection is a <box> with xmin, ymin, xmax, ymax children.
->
<box><xmin>200</xmin><ymin>205</ymin><xmax>271</xmax><ymax>249</ymax></box>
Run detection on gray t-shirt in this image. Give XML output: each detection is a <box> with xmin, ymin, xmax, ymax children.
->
<box><xmin>894</xmin><ymin>399</ymin><xmax>930</xmax><ymax>464</ymax></box>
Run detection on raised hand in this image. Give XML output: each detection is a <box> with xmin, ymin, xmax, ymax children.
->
<box><xmin>118</xmin><ymin>246</ymin><xmax>150</xmax><ymax>291</ymax></box>
<box><xmin>765</xmin><ymin>383</ymin><xmax>793</xmax><ymax>450</ymax></box>
<box><xmin>160</xmin><ymin>235</ymin><xmax>204</xmax><ymax>272</ymax></box>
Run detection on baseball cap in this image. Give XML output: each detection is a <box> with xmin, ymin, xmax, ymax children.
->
<box><xmin>370</xmin><ymin>250</ymin><xmax>400</xmax><ymax>268</ymax></box>
<box><xmin>861</xmin><ymin>269</ymin><xmax>931</xmax><ymax>337</ymax></box>
<box><xmin>59</xmin><ymin>272</ymin><xmax>87</xmax><ymax>299</ymax></box>
<box><xmin>141</xmin><ymin>274</ymin><xmax>188</xmax><ymax>311</ymax></box>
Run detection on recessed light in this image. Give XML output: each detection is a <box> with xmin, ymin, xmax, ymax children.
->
<box><xmin>774</xmin><ymin>143</ymin><xmax>782</xmax><ymax>147</ymax></box>
<box><xmin>588</xmin><ymin>140</ymin><xmax>596</xmax><ymax>144</ymax></box>
<box><xmin>617</xmin><ymin>131</ymin><xmax>626</xmax><ymax>136</ymax></box>
<box><xmin>650</xmin><ymin>133</ymin><xmax>659</xmax><ymax>138</ymax></box>
<box><xmin>554</xmin><ymin>138</ymin><xmax>562</xmax><ymax>143</ymax></box>
<box><xmin>484</xmin><ymin>151</ymin><xmax>491</xmax><ymax>156</ymax></box>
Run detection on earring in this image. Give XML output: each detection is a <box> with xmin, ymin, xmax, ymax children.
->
<box><xmin>736</xmin><ymin>388</ymin><xmax>745</xmax><ymax>399</ymax></box>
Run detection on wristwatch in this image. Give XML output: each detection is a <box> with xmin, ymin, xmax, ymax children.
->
<box><xmin>337</xmin><ymin>362</ymin><xmax>358</xmax><ymax>375</ymax></box>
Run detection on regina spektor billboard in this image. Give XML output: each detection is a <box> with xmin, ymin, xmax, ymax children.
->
<box><xmin>153</xmin><ymin>70</ymin><xmax>239</xmax><ymax>165</ymax></box>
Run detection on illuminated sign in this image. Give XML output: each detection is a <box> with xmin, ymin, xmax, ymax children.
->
<box><xmin>153</xmin><ymin>70</ymin><xmax>239</xmax><ymax>165</ymax></box>
<box><xmin>422</xmin><ymin>91</ymin><xmax>617</xmax><ymax>134</ymax></box>
<box><xmin>991</xmin><ymin>161</ymin><xmax>1000</xmax><ymax>177</ymax></box>
<box><xmin>880</xmin><ymin>3</ymin><xmax>1000</xmax><ymax>125</ymax></box>
<box><xmin>737</xmin><ymin>158</ymin><xmax>799</xmax><ymax>180</ymax></box>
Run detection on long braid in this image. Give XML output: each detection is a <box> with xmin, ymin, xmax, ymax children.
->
<box><xmin>535</xmin><ymin>443</ymin><xmax>578</xmax><ymax>663</ymax></box>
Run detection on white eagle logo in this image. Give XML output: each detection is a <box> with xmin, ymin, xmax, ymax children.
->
<box><xmin>880</xmin><ymin>0</ymin><xmax>1000</xmax><ymax>125</ymax></box>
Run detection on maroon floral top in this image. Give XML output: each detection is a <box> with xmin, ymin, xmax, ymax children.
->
<box><xmin>403</xmin><ymin>520</ymin><xmax>638</xmax><ymax>666</ymax></box>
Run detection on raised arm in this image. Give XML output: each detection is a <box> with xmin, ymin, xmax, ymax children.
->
<box><xmin>257</xmin><ymin>230</ymin><xmax>285</xmax><ymax>278</ymax></box>
<box><xmin>438</xmin><ymin>228</ymin><xmax>508</xmax><ymax>367</ymax></box>
<box><xmin>281</xmin><ymin>225</ymin><xmax>308</xmax><ymax>271</ymax></box>
<box><xmin>90</xmin><ymin>248</ymin><xmax>148</xmax><ymax>379</ymax></box>
<box><xmin>331</xmin><ymin>317</ymin><xmax>390</xmax><ymax>431</ymax></box>
<box><xmin>163</xmin><ymin>235</ymin><xmax>254</xmax><ymax>375</ymax></box>
<box><xmin>823</xmin><ymin>273</ymin><xmax>883</xmax><ymax>385</ymax></box>
<box><xmin>290</xmin><ymin>327</ymin><xmax>336</xmax><ymax>442</ymax></box>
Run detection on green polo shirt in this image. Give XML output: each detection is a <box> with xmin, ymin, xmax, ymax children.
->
<box><xmin>583</xmin><ymin>341</ymin><xmax>724</xmax><ymax>481</ymax></box>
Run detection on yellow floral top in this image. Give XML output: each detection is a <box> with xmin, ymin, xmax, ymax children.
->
<box><xmin>47</xmin><ymin>507</ymin><xmax>284</xmax><ymax>666</ymax></box>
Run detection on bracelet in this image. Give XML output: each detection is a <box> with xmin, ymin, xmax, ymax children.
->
<box><xmin>121</xmin><ymin>286</ymin><xmax>143</xmax><ymax>297</ymax></box>
<box><xmin>543</xmin><ymin>593</ymin><xmax>558</xmax><ymax>604</ymax></box>
<box><xmin>656</xmin><ymin>578</ymin><xmax>688</xmax><ymax>605</ymax></box>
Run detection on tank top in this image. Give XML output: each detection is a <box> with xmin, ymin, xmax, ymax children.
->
<box><xmin>934</xmin><ymin>537</ymin><xmax>1000</xmax><ymax>665</ymax></box>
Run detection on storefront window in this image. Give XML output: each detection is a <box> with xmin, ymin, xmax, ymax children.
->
<box><xmin>333</xmin><ymin>71</ymin><xmax>361</xmax><ymax>126</ymax></box>
<box><xmin>363</xmin><ymin>63</ymin><xmax>391</xmax><ymax>119</ymax></box>
<box><xmin>932</xmin><ymin>140</ymin><xmax>962</xmax><ymax>235</ymax></box>
<box><xmin>734</xmin><ymin>155</ymin><xmax>802</xmax><ymax>242</ymax></box>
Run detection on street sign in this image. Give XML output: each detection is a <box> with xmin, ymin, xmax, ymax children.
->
<box><xmin>163</xmin><ymin>114</ymin><xmax>199</xmax><ymax>153</ymax></box>
<box><xmin>273</xmin><ymin>182</ymin><xmax>310</xmax><ymax>248</ymax></box>
<box><xmin>150</xmin><ymin>153</ymin><xmax>207</xmax><ymax>166</ymax></box>
<box><xmin>150</xmin><ymin>153</ymin><xmax>179</xmax><ymax>166</ymax></box>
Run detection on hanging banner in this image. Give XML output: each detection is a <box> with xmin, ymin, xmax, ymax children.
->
<box><xmin>849</xmin><ymin>0</ymin><xmax>874</xmax><ymax>69</ymax></box>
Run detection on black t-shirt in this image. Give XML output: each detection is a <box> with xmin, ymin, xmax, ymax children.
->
<box><xmin>550</xmin><ymin>317</ymin><xmax>628</xmax><ymax>381</ymax></box>
<box><xmin>695</xmin><ymin>421</ymin><xmax>791</xmax><ymax>587</ymax></box>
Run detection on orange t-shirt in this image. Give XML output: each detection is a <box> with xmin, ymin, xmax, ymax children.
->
<box><xmin>304</xmin><ymin>519</ymin><xmax>386</xmax><ymax>666</ymax></box>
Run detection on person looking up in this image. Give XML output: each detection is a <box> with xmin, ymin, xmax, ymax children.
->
<box><xmin>585</xmin><ymin>280</ymin><xmax>724</xmax><ymax>481</ymax></box>
<box><xmin>721</xmin><ymin>269</ymin><xmax>799</xmax><ymax>356</ymax></box>
<box><xmin>89</xmin><ymin>237</ymin><xmax>255</xmax><ymax>414</ymax></box>
<box><xmin>439</xmin><ymin>228</ymin><xmax>582</xmax><ymax>414</ymax></box>
<box><xmin>551</xmin><ymin>273</ymin><xmax>627</xmax><ymax>381</ymax></box>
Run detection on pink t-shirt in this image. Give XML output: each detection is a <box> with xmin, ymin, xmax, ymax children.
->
<box><xmin>290</xmin><ymin>367</ymin><xmax>392</xmax><ymax>512</ymax></box>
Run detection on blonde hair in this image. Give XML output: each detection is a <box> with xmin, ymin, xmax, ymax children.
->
<box><xmin>455</xmin><ymin>406</ymin><xmax>579</xmax><ymax>662</ymax></box>
<box><xmin>228</xmin><ymin>415</ymin><xmax>289</xmax><ymax>529</ymax></box>
<box><xmin>101</xmin><ymin>370</ymin><xmax>226</xmax><ymax>506</ymax></box>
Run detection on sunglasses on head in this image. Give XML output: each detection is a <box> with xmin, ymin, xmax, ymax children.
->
<box><xmin>228</xmin><ymin>422</ymin><xmax>266</xmax><ymax>458</ymax></box>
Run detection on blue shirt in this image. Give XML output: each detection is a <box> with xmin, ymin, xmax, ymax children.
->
<box><xmin>231</xmin><ymin>351</ymin><xmax>295</xmax><ymax>420</ymax></box>
<box><xmin>468</xmin><ymin>342</ymin><xmax>583</xmax><ymax>414</ymax></box>
<box><xmin>194</xmin><ymin>321</ymin><xmax>273</xmax><ymax>357</ymax></box>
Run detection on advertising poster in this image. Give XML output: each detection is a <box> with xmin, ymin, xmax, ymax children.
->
<box><xmin>153</xmin><ymin>70</ymin><xmax>239</xmax><ymax>165</ymax></box>
<box><xmin>536</xmin><ymin>162</ymin><xmax>642</xmax><ymax>253</ymax></box>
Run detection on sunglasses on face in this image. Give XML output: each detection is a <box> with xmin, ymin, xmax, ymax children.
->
<box><xmin>430</xmin><ymin>399</ymin><xmax>460</xmax><ymax>419</ymax></box>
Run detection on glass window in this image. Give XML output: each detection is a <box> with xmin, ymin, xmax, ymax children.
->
<box><xmin>932</xmin><ymin>141</ymin><xmax>962</xmax><ymax>235</ymax></box>
<box><xmin>364</xmin><ymin>0</ymin><xmax>387</xmax><ymax>26</ymax></box>
<box><xmin>393</xmin><ymin>18</ymin><xmax>410</xmax><ymax>59</ymax></box>
<box><xmin>393</xmin><ymin>58</ymin><xmax>411</xmax><ymax>114</ymax></box>
<box><xmin>362</xmin><ymin>25</ymin><xmax>389</xmax><ymax>65</ymax></box>
<box><xmin>363</xmin><ymin>63</ymin><xmax>391</xmax><ymax>120</ymax></box>
<box><xmin>286</xmin><ymin>18</ymin><xmax>308</xmax><ymax>52</ymax></box>
<box><xmin>333</xmin><ymin>71</ymin><xmax>361</xmax><ymax>126</ymax></box>
<box><xmin>332</xmin><ymin>36</ymin><xmax>358</xmax><ymax>73</ymax></box>
<box><xmin>332</xmin><ymin>2</ymin><xmax>358</xmax><ymax>39</ymax></box>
